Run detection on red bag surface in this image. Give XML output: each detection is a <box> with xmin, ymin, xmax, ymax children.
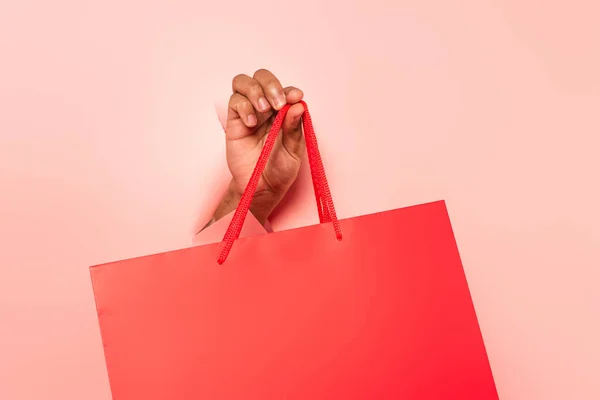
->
<box><xmin>91</xmin><ymin>103</ymin><xmax>498</xmax><ymax>399</ymax></box>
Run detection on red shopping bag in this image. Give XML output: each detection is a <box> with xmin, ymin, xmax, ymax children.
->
<box><xmin>90</xmin><ymin>102</ymin><xmax>498</xmax><ymax>399</ymax></box>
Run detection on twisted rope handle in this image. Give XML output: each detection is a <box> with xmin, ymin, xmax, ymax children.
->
<box><xmin>218</xmin><ymin>101</ymin><xmax>342</xmax><ymax>264</ymax></box>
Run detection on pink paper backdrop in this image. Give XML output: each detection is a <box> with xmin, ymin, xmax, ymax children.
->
<box><xmin>1</xmin><ymin>1</ymin><xmax>599</xmax><ymax>399</ymax></box>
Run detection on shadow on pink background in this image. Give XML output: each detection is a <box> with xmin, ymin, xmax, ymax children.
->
<box><xmin>1</xmin><ymin>1</ymin><xmax>599</xmax><ymax>399</ymax></box>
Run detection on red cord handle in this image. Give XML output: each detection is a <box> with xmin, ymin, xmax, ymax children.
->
<box><xmin>218</xmin><ymin>101</ymin><xmax>342</xmax><ymax>264</ymax></box>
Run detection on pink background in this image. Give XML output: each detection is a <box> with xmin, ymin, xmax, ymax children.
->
<box><xmin>1</xmin><ymin>1</ymin><xmax>599</xmax><ymax>399</ymax></box>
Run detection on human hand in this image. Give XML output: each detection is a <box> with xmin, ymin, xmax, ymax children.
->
<box><xmin>211</xmin><ymin>69</ymin><xmax>306</xmax><ymax>226</ymax></box>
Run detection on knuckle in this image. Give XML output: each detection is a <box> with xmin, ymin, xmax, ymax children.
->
<box><xmin>232</xmin><ymin>73</ymin><xmax>246</xmax><ymax>84</ymax></box>
<box><xmin>240</xmin><ymin>99</ymin><xmax>254</xmax><ymax>112</ymax></box>
<box><xmin>253</xmin><ymin>68</ymin><xmax>270</xmax><ymax>78</ymax></box>
<box><xmin>228</xmin><ymin>92</ymin><xmax>241</xmax><ymax>104</ymax></box>
<box><xmin>267</xmin><ymin>83</ymin><xmax>282</xmax><ymax>94</ymax></box>
<box><xmin>234</xmin><ymin>98</ymin><xmax>254</xmax><ymax>115</ymax></box>
<box><xmin>229</xmin><ymin>94</ymin><xmax>251</xmax><ymax>111</ymax></box>
<box><xmin>247</xmin><ymin>81</ymin><xmax>263</xmax><ymax>97</ymax></box>
<box><xmin>231</xmin><ymin>74</ymin><xmax>249</xmax><ymax>91</ymax></box>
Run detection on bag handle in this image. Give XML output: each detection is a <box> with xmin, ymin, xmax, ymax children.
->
<box><xmin>218</xmin><ymin>101</ymin><xmax>342</xmax><ymax>264</ymax></box>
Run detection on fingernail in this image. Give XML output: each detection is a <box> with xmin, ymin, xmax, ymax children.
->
<box><xmin>258</xmin><ymin>97</ymin><xmax>270</xmax><ymax>111</ymax></box>
<box><xmin>247</xmin><ymin>114</ymin><xmax>257</xmax><ymax>126</ymax></box>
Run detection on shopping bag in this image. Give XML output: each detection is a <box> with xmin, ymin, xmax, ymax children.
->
<box><xmin>90</xmin><ymin>102</ymin><xmax>498</xmax><ymax>399</ymax></box>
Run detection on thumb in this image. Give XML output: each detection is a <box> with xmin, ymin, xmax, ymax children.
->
<box><xmin>282</xmin><ymin>102</ymin><xmax>306</xmax><ymax>158</ymax></box>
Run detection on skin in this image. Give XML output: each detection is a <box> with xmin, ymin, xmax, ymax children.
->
<box><xmin>210</xmin><ymin>69</ymin><xmax>306</xmax><ymax>226</ymax></box>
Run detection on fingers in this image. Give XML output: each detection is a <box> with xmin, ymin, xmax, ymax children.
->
<box><xmin>228</xmin><ymin>93</ymin><xmax>257</xmax><ymax>128</ymax></box>
<box><xmin>228</xmin><ymin>70</ymin><xmax>305</xmax><ymax>142</ymax></box>
<box><xmin>253</xmin><ymin>69</ymin><xmax>287</xmax><ymax>110</ymax></box>
<box><xmin>232</xmin><ymin>74</ymin><xmax>271</xmax><ymax>113</ymax></box>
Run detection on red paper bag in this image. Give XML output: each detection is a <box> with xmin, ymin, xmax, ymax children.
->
<box><xmin>91</xmin><ymin>103</ymin><xmax>498</xmax><ymax>399</ymax></box>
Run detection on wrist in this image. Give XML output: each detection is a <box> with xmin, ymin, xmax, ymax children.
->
<box><xmin>212</xmin><ymin>180</ymin><xmax>283</xmax><ymax>227</ymax></box>
<box><xmin>211</xmin><ymin>183</ymin><xmax>241</xmax><ymax>223</ymax></box>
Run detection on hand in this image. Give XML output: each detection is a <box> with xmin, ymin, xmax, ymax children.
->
<box><xmin>212</xmin><ymin>69</ymin><xmax>306</xmax><ymax>226</ymax></box>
